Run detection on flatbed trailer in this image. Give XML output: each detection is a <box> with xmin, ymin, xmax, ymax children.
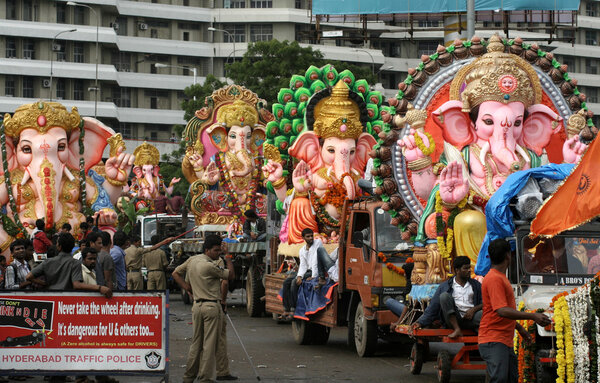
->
<box><xmin>394</xmin><ymin>325</ymin><xmax>485</xmax><ymax>383</ymax></box>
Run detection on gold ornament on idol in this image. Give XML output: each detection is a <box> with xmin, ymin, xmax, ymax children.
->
<box><xmin>217</xmin><ymin>100</ymin><xmax>259</xmax><ymax>128</ymax></box>
<box><xmin>107</xmin><ymin>133</ymin><xmax>127</xmax><ymax>158</ymax></box>
<box><xmin>3</xmin><ymin>101</ymin><xmax>81</xmax><ymax>137</ymax></box>
<box><xmin>133</xmin><ymin>142</ymin><xmax>160</xmax><ymax>167</ymax></box>
<box><xmin>312</xmin><ymin>81</ymin><xmax>363</xmax><ymax>140</ymax></box>
<box><xmin>450</xmin><ymin>35</ymin><xmax>542</xmax><ymax>113</ymax></box>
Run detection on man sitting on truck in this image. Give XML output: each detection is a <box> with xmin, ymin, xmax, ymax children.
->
<box><xmin>412</xmin><ymin>256</ymin><xmax>483</xmax><ymax>339</ymax></box>
<box><xmin>281</xmin><ymin>228</ymin><xmax>321</xmax><ymax>318</ymax></box>
<box><xmin>242</xmin><ymin>209</ymin><xmax>266</xmax><ymax>242</ymax></box>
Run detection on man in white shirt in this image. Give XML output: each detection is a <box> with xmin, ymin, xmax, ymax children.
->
<box><xmin>413</xmin><ymin>256</ymin><xmax>482</xmax><ymax>339</ymax></box>
<box><xmin>281</xmin><ymin>229</ymin><xmax>321</xmax><ymax>318</ymax></box>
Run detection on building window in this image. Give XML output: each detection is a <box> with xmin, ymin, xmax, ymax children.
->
<box><xmin>295</xmin><ymin>0</ymin><xmax>302</xmax><ymax>9</ymax></box>
<box><xmin>183</xmin><ymin>31</ymin><xmax>189</xmax><ymax>41</ymax></box>
<box><xmin>586</xmin><ymin>58</ymin><xmax>598</xmax><ymax>75</ymax></box>
<box><xmin>119</xmin><ymin>123</ymin><xmax>133</xmax><ymax>139</ymax></box>
<box><xmin>586</xmin><ymin>30</ymin><xmax>597</xmax><ymax>46</ymax></box>
<box><xmin>586</xmin><ymin>87</ymin><xmax>598</xmax><ymax>103</ymax></box>
<box><xmin>224</xmin><ymin>24</ymin><xmax>246</xmax><ymax>43</ymax></box>
<box><xmin>114</xmin><ymin>17</ymin><xmax>128</xmax><ymax>36</ymax></box>
<box><xmin>74</xmin><ymin>7</ymin><xmax>85</xmax><ymax>25</ymax></box>
<box><xmin>251</xmin><ymin>0</ymin><xmax>272</xmax><ymax>8</ymax></box>
<box><xmin>587</xmin><ymin>2</ymin><xmax>597</xmax><ymax>17</ymax></box>
<box><xmin>183</xmin><ymin>0</ymin><xmax>189</xmax><ymax>5</ymax></box>
<box><xmin>73</xmin><ymin>80</ymin><xmax>84</xmax><ymax>100</ymax></box>
<box><xmin>6</xmin><ymin>38</ymin><xmax>16</xmax><ymax>58</ymax></box>
<box><xmin>112</xmin><ymin>88</ymin><xmax>131</xmax><ymax>107</ymax></box>
<box><xmin>224</xmin><ymin>0</ymin><xmax>245</xmax><ymax>8</ymax></box>
<box><xmin>111</xmin><ymin>52</ymin><xmax>131</xmax><ymax>72</ymax></box>
<box><xmin>73</xmin><ymin>42</ymin><xmax>84</xmax><ymax>63</ymax></box>
<box><xmin>23</xmin><ymin>40</ymin><xmax>35</xmax><ymax>60</ymax></box>
<box><xmin>5</xmin><ymin>76</ymin><xmax>15</xmax><ymax>96</ymax></box>
<box><xmin>23</xmin><ymin>77</ymin><xmax>33</xmax><ymax>98</ymax></box>
<box><xmin>151</xmin><ymin>29</ymin><xmax>158</xmax><ymax>38</ymax></box>
<box><xmin>55</xmin><ymin>40</ymin><xmax>66</xmax><ymax>61</ymax></box>
<box><xmin>418</xmin><ymin>20</ymin><xmax>439</xmax><ymax>28</ymax></box>
<box><xmin>6</xmin><ymin>0</ymin><xmax>16</xmax><ymax>19</ymax></box>
<box><xmin>250</xmin><ymin>24</ymin><xmax>272</xmax><ymax>42</ymax></box>
<box><xmin>23</xmin><ymin>0</ymin><xmax>33</xmax><ymax>21</ymax></box>
<box><xmin>417</xmin><ymin>41</ymin><xmax>440</xmax><ymax>57</ymax></box>
<box><xmin>56</xmin><ymin>2</ymin><xmax>66</xmax><ymax>23</ymax></box>
<box><xmin>56</xmin><ymin>79</ymin><xmax>66</xmax><ymax>100</ymax></box>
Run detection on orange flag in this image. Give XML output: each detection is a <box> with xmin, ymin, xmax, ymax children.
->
<box><xmin>531</xmin><ymin>137</ymin><xmax>600</xmax><ymax>237</ymax></box>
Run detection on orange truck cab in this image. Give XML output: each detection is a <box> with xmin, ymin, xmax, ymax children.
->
<box><xmin>265</xmin><ymin>198</ymin><xmax>412</xmax><ymax>357</ymax></box>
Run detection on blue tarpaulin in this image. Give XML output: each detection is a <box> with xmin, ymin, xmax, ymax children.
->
<box><xmin>474</xmin><ymin>163</ymin><xmax>574</xmax><ymax>276</ymax></box>
<box><xmin>313</xmin><ymin>0</ymin><xmax>580</xmax><ymax>15</ymax></box>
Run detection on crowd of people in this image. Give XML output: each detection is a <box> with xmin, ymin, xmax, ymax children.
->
<box><xmin>0</xmin><ymin>218</ymin><xmax>174</xmax><ymax>297</ymax></box>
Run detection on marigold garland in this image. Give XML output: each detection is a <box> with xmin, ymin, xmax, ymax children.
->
<box><xmin>377</xmin><ymin>252</ymin><xmax>406</xmax><ymax>276</ymax></box>
<box><xmin>434</xmin><ymin>191</ymin><xmax>467</xmax><ymax>259</ymax></box>
<box><xmin>413</xmin><ymin>131</ymin><xmax>435</xmax><ymax>156</ymax></box>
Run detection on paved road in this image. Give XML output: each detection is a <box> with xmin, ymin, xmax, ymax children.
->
<box><xmin>16</xmin><ymin>290</ymin><xmax>487</xmax><ymax>383</ymax></box>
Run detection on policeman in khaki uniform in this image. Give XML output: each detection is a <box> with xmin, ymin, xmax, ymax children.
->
<box><xmin>125</xmin><ymin>235</ymin><xmax>172</xmax><ymax>290</ymax></box>
<box><xmin>143</xmin><ymin>235</ymin><xmax>169</xmax><ymax>290</ymax></box>
<box><xmin>173</xmin><ymin>234</ymin><xmax>234</xmax><ymax>383</ymax></box>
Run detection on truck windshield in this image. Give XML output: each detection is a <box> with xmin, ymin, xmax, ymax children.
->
<box><xmin>521</xmin><ymin>235</ymin><xmax>597</xmax><ymax>275</ymax></box>
<box><xmin>374</xmin><ymin>208</ymin><xmax>407</xmax><ymax>252</ymax></box>
<box><xmin>143</xmin><ymin>218</ymin><xmax>196</xmax><ymax>246</ymax></box>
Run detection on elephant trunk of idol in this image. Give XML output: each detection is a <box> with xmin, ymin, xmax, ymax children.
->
<box><xmin>25</xmin><ymin>158</ymin><xmax>63</xmax><ymax>228</ymax></box>
<box><xmin>145</xmin><ymin>172</ymin><xmax>156</xmax><ymax>196</ymax></box>
<box><xmin>488</xmin><ymin>121</ymin><xmax>520</xmax><ymax>171</ymax></box>
<box><xmin>334</xmin><ymin>148</ymin><xmax>356</xmax><ymax>200</ymax></box>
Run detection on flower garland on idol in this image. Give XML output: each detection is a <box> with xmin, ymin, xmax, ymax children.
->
<box><xmin>214</xmin><ymin>152</ymin><xmax>262</xmax><ymax>220</ymax></box>
<box><xmin>434</xmin><ymin>191</ymin><xmax>468</xmax><ymax>259</ymax></box>
<box><xmin>0</xmin><ymin>123</ymin><xmax>25</xmax><ymax>239</ymax></box>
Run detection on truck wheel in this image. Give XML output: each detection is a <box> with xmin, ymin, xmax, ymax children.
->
<box><xmin>354</xmin><ymin>304</ymin><xmax>377</xmax><ymax>357</ymax></box>
<box><xmin>292</xmin><ymin>320</ymin><xmax>312</xmax><ymax>345</ymax></box>
<box><xmin>347</xmin><ymin>304</ymin><xmax>357</xmax><ymax>350</ymax></box>
<box><xmin>436</xmin><ymin>350</ymin><xmax>451</xmax><ymax>383</ymax></box>
<box><xmin>246</xmin><ymin>266</ymin><xmax>265</xmax><ymax>317</ymax></box>
<box><xmin>181</xmin><ymin>288</ymin><xmax>191</xmax><ymax>305</ymax></box>
<box><xmin>311</xmin><ymin>324</ymin><xmax>331</xmax><ymax>345</ymax></box>
<box><xmin>535</xmin><ymin>352</ymin><xmax>557</xmax><ymax>383</ymax></box>
<box><xmin>410</xmin><ymin>342</ymin><xmax>424</xmax><ymax>375</ymax></box>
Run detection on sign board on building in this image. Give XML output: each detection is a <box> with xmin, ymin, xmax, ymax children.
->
<box><xmin>322</xmin><ymin>30</ymin><xmax>344</xmax><ymax>37</ymax></box>
<box><xmin>0</xmin><ymin>292</ymin><xmax>168</xmax><ymax>376</ymax></box>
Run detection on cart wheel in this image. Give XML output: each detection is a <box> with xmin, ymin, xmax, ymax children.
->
<box><xmin>437</xmin><ymin>350</ymin><xmax>451</xmax><ymax>383</ymax></box>
<box><xmin>409</xmin><ymin>343</ymin><xmax>424</xmax><ymax>375</ymax></box>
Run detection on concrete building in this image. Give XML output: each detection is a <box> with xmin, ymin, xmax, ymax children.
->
<box><xmin>0</xmin><ymin>0</ymin><xmax>599</xmax><ymax>147</ymax></box>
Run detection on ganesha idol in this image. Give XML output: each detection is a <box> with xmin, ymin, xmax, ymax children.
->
<box><xmin>0</xmin><ymin>101</ymin><xmax>133</xmax><ymax>251</ymax></box>
<box><xmin>263</xmin><ymin>81</ymin><xmax>377</xmax><ymax>244</ymax></box>
<box><xmin>181</xmin><ymin>85</ymin><xmax>270</xmax><ymax>225</ymax></box>
<box><xmin>380</xmin><ymin>35</ymin><xmax>588</xmax><ymax>281</ymax></box>
<box><xmin>128</xmin><ymin>142</ymin><xmax>180</xmax><ymax>209</ymax></box>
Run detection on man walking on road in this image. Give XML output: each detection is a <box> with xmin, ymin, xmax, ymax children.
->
<box><xmin>173</xmin><ymin>234</ymin><xmax>234</xmax><ymax>383</ymax></box>
<box><xmin>110</xmin><ymin>231</ymin><xmax>128</xmax><ymax>290</ymax></box>
<box><xmin>479</xmin><ymin>239</ymin><xmax>551</xmax><ymax>383</ymax></box>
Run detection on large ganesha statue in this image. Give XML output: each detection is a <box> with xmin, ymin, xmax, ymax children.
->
<box><xmin>372</xmin><ymin>35</ymin><xmax>595</xmax><ymax>282</ymax></box>
<box><xmin>129</xmin><ymin>142</ymin><xmax>179</xmax><ymax>208</ymax></box>
<box><xmin>182</xmin><ymin>85</ymin><xmax>270</xmax><ymax>225</ymax></box>
<box><xmin>0</xmin><ymin>101</ymin><xmax>133</xmax><ymax>250</ymax></box>
<box><xmin>263</xmin><ymin>66</ymin><xmax>384</xmax><ymax>244</ymax></box>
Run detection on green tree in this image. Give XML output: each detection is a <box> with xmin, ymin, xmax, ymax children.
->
<box><xmin>225</xmin><ymin>39</ymin><xmax>376</xmax><ymax>106</ymax></box>
<box><xmin>181</xmin><ymin>74</ymin><xmax>226</xmax><ymax>121</ymax></box>
<box><xmin>159</xmin><ymin>124</ymin><xmax>189</xmax><ymax>197</ymax></box>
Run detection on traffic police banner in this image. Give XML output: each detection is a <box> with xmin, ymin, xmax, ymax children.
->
<box><xmin>0</xmin><ymin>291</ymin><xmax>168</xmax><ymax>374</ymax></box>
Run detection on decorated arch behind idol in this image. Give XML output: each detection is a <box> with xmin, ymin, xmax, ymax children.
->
<box><xmin>371</xmin><ymin>35</ymin><xmax>597</xmax><ymax>283</ymax></box>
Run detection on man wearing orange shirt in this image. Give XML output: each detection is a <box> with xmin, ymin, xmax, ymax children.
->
<box><xmin>478</xmin><ymin>239</ymin><xmax>551</xmax><ymax>383</ymax></box>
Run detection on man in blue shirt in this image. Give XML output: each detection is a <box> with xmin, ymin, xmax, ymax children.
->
<box><xmin>110</xmin><ymin>231</ymin><xmax>129</xmax><ymax>290</ymax></box>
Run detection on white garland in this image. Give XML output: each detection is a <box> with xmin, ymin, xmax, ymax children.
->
<box><xmin>566</xmin><ymin>285</ymin><xmax>590</xmax><ymax>383</ymax></box>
